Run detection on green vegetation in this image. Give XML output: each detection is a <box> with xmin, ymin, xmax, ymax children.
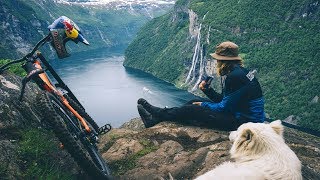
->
<box><xmin>109</xmin><ymin>139</ymin><xmax>158</xmax><ymax>176</ymax></box>
<box><xmin>124</xmin><ymin>10</ymin><xmax>192</xmax><ymax>83</ymax></box>
<box><xmin>101</xmin><ymin>134</ymin><xmax>120</xmax><ymax>153</ymax></box>
<box><xmin>124</xmin><ymin>0</ymin><xmax>320</xmax><ymax>131</ymax></box>
<box><xmin>18</xmin><ymin>128</ymin><xmax>74</xmax><ymax>179</ymax></box>
<box><xmin>0</xmin><ymin>59</ymin><xmax>26</xmax><ymax>76</ymax></box>
<box><xmin>0</xmin><ymin>0</ymin><xmax>150</xmax><ymax>59</ymax></box>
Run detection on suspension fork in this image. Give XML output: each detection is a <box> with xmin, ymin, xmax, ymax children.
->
<box><xmin>33</xmin><ymin>53</ymin><xmax>91</xmax><ymax>133</ymax></box>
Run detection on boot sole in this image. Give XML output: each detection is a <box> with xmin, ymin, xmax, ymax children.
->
<box><xmin>137</xmin><ymin>104</ymin><xmax>152</xmax><ymax>128</ymax></box>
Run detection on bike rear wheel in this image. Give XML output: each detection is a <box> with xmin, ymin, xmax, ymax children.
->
<box><xmin>37</xmin><ymin>92</ymin><xmax>111</xmax><ymax>179</ymax></box>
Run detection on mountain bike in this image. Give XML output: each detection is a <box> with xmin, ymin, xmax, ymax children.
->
<box><xmin>0</xmin><ymin>16</ymin><xmax>112</xmax><ymax>179</ymax></box>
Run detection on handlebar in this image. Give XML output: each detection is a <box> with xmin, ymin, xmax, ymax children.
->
<box><xmin>0</xmin><ymin>34</ymin><xmax>51</xmax><ymax>73</ymax></box>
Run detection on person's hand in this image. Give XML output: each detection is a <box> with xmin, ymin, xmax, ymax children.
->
<box><xmin>199</xmin><ymin>80</ymin><xmax>207</xmax><ymax>91</ymax></box>
<box><xmin>192</xmin><ymin>102</ymin><xmax>202</xmax><ymax>106</ymax></box>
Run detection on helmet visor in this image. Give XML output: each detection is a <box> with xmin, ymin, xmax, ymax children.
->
<box><xmin>77</xmin><ymin>33</ymin><xmax>89</xmax><ymax>45</ymax></box>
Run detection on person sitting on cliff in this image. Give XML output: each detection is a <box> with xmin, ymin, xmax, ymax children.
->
<box><xmin>137</xmin><ymin>41</ymin><xmax>265</xmax><ymax>130</ymax></box>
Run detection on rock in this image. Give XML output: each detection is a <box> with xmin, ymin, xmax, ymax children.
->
<box><xmin>102</xmin><ymin>138</ymin><xmax>144</xmax><ymax>162</ymax></box>
<box><xmin>195</xmin><ymin>141</ymin><xmax>231</xmax><ymax>177</ymax></box>
<box><xmin>120</xmin><ymin>117</ymin><xmax>145</xmax><ymax>131</ymax></box>
<box><xmin>99</xmin><ymin>118</ymin><xmax>320</xmax><ymax>179</ymax></box>
<box><xmin>0</xmin><ymin>140</ymin><xmax>20</xmax><ymax>179</ymax></box>
<box><xmin>137</xmin><ymin>140</ymin><xmax>184</xmax><ymax>167</ymax></box>
<box><xmin>0</xmin><ymin>73</ymin><xmax>80</xmax><ymax>178</ymax></box>
<box><xmin>283</xmin><ymin>115</ymin><xmax>300</xmax><ymax>125</ymax></box>
<box><xmin>310</xmin><ymin>95</ymin><xmax>319</xmax><ymax>104</ymax></box>
<box><xmin>0</xmin><ymin>73</ymin><xmax>42</xmax><ymax>129</ymax></box>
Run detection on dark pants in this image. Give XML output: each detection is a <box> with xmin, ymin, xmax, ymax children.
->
<box><xmin>154</xmin><ymin>100</ymin><xmax>240</xmax><ymax>131</ymax></box>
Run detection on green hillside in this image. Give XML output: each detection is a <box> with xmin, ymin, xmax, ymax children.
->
<box><xmin>124</xmin><ymin>0</ymin><xmax>320</xmax><ymax>130</ymax></box>
<box><xmin>0</xmin><ymin>0</ymin><xmax>149</xmax><ymax>59</ymax></box>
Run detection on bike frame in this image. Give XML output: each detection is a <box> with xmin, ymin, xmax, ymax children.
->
<box><xmin>33</xmin><ymin>52</ymin><xmax>92</xmax><ymax>132</ymax></box>
<box><xmin>1</xmin><ymin>35</ymin><xmax>92</xmax><ymax>133</ymax></box>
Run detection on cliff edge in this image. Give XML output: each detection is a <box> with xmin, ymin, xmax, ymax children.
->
<box><xmin>100</xmin><ymin>118</ymin><xmax>320</xmax><ymax>179</ymax></box>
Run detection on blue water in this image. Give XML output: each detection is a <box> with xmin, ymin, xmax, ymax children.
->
<box><xmin>49</xmin><ymin>49</ymin><xmax>200</xmax><ymax>127</ymax></box>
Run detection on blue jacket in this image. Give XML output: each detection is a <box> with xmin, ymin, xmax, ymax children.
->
<box><xmin>201</xmin><ymin>65</ymin><xmax>265</xmax><ymax>123</ymax></box>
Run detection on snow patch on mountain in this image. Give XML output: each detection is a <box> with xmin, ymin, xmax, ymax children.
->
<box><xmin>55</xmin><ymin>0</ymin><xmax>175</xmax><ymax>8</ymax></box>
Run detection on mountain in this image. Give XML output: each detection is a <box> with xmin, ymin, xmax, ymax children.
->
<box><xmin>124</xmin><ymin>0</ymin><xmax>320</xmax><ymax>131</ymax></box>
<box><xmin>56</xmin><ymin>0</ymin><xmax>175</xmax><ymax>18</ymax></box>
<box><xmin>0</xmin><ymin>0</ymin><xmax>174</xmax><ymax>59</ymax></box>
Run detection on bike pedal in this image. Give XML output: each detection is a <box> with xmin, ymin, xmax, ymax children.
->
<box><xmin>98</xmin><ymin>124</ymin><xmax>112</xmax><ymax>135</ymax></box>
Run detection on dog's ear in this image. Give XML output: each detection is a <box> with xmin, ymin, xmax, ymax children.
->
<box><xmin>270</xmin><ymin>120</ymin><xmax>284</xmax><ymax>136</ymax></box>
<box><xmin>234</xmin><ymin>128</ymin><xmax>254</xmax><ymax>152</ymax></box>
<box><xmin>242</xmin><ymin>129</ymin><xmax>254</xmax><ymax>142</ymax></box>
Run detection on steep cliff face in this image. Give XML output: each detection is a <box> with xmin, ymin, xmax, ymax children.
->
<box><xmin>0</xmin><ymin>0</ymin><xmax>173</xmax><ymax>59</ymax></box>
<box><xmin>0</xmin><ymin>1</ymin><xmax>43</xmax><ymax>59</ymax></box>
<box><xmin>124</xmin><ymin>0</ymin><xmax>320</xmax><ymax>131</ymax></box>
<box><xmin>124</xmin><ymin>0</ymin><xmax>192</xmax><ymax>83</ymax></box>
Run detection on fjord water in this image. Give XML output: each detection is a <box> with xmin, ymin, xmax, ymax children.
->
<box><xmin>50</xmin><ymin>48</ymin><xmax>200</xmax><ymax>127</ymax></box>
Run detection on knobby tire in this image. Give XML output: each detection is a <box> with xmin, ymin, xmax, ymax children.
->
<box><xmin>37</xmin><ymin>92</ymin><xmax>111</xmax><ymax>179</ymax></box>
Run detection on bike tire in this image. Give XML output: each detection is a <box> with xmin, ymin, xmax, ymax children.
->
<box><xmin>63</xmin><ymin>94</ymin><xmax>100</xmax><ymax>132</ymax></box>
<box><xmin>37</xmin><ymin>92</ymin><xmax>111</xmax><ymax>179</ymax></box>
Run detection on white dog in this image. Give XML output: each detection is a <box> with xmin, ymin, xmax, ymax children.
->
<box><xmin>195</xmin><ymin>120</ymin><xmax>302</xmax><ymax>180</ymax></box>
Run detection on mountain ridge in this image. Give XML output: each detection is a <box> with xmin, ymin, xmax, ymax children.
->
<box><xmin>0</xmin><ymin>0</ymin><xmax>174</xmax><ymax>59</ymax></box>
<box><xmin>124</xmin><ymin>0</ymin><xmax>320</xmax><ymax>131</ymax></box>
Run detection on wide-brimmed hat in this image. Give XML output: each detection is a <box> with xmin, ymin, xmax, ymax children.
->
<box><xmin>210</xmin><ymin>41</ymin><xmax>242</xmax><ymax>60</ymax></box>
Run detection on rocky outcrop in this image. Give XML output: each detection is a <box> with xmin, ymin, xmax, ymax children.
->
<box><xmin>100</xmin><ymin>118</ymin><xmax>320</xmax><ymax>179</ymax></box>
<box><xmin>0</xmin><ymin>73</ymin><xmax>80</xmax><ymax>178</ymax></box>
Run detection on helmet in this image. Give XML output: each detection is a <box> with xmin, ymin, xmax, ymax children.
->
<box><xmin>48</xmin><ymin>16</ymin><xmax>89</xmax><ymax>59</ymax></box>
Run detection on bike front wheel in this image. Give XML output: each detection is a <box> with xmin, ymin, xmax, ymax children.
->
<box><xmin>37</xmin><ymin>92</ymin><xmax>111</xmax><ymax>179</ymax></box>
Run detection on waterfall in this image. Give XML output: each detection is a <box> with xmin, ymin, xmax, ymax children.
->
<box><xmin>192</xmin><ymin>44</ymin><xmax>205</xmax><ymax>91</ymax></box>
<box><xmin>185</xmin><ymin>23</ymin><xmax>201</xmax><ymax>84</ymax></box>
<box><xmin>184</xmin><ymin>11</ymin><xmax>210</xmax><ymax>92</ymax></box>
<box><xmin>206</xmin><ymin>26</ymin><xmax>211</xmax><ymax>44</ymax></box>
<box><xmin>97</xmin><ymin>27</ymin><xmax>110</xmax><ymax>45</ymax></box>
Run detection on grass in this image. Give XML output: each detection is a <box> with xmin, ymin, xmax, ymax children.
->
<box><xmin>109</xmin><ymin>139</ymin><xmax>158</xmax><ymax>176</ymax></box>
<box><xmin>18</xmin><ymin>128</ymin><xmax>74</xmax><ymax>179</ymax></box>
<box><xmin>0</xmin><ymin>59</ymin><xmax>26</xmax><ymax>76</ymax></box>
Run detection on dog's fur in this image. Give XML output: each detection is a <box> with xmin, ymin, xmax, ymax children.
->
<box><xmin>195</xmin><ymin>120</ymin><xmax>302</xmax><ymax>180</ymax></box>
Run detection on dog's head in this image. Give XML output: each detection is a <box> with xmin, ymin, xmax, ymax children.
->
<box><xmin>229</xmin><ymin>120</ymin><xmax>284</xmax><ymax>160</ymax></box>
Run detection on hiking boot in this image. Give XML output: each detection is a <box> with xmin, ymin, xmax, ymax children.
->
<box><xmin>137</xmin><ymin>98</ymin><xmax>163</xmax><ymax>115</ymax></box>
<box><xmin>137</xmin><ymin>104</ymin><xmax>160</xmax><ymax>128</ymax></box>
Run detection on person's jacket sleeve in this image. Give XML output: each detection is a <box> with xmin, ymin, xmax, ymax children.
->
<box><xmin>201</xmin><ymin>84</ymin><xmax>249</xmax><ymax>112</ymax></box>
<box><xmin>201</xmin><ymin>87</ymin><xmax>223</xmax><ymax>103</ymax></box>
<box><xmin>200</xmin><ymin>69</ymin><xmax>251</xmax><ymax>113</ymax></box>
